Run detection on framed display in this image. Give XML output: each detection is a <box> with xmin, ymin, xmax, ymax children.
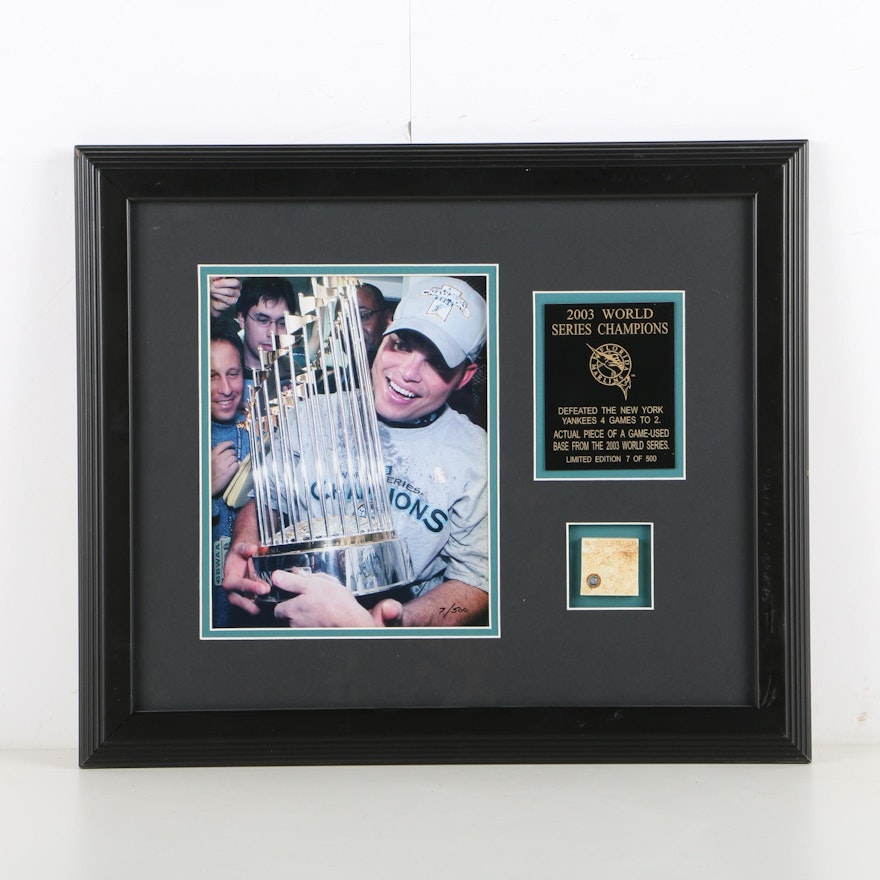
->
<box><xmin>76</xmin><ymin>141</ymin><xmax>809</xmax><ymax>766</ymax></box>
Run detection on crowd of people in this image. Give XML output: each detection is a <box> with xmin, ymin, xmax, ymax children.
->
<box><xmin>207</xmin><ymin>274</ymin><xmax>490</xmax><ymax>629</ymax></box>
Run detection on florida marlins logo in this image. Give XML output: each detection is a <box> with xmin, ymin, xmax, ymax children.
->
<box><xmin>587</xmin><ymin>343</ymin><xmax>633</xmax><ymax>400</ymax></box>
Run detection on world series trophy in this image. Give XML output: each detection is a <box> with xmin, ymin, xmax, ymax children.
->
<box><xmin>243</xmin><ymin>276</ymin><xmax>413</xmax><ymax>605</ymax></box>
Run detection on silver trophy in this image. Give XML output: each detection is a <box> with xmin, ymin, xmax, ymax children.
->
<box><xmin>245</xmin><ymin>276</ymin><xmax>413</xmax><ymax>603</ymax></box>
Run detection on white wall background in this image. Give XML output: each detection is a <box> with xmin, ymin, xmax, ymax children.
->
<box><xmin>0</xmin><ymin>0</ymin><xmax>875</xmax><ymax>748</ymax></box>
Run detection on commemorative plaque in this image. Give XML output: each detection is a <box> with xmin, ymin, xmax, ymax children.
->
<box><xmin>534</xmin><ymin>291</ymin><xmax>685</xmax><ymax>480</ymax></box>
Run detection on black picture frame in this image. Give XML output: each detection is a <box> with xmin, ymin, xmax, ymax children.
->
<box><xmin>77</xmin><ymin>141</ymin><xmax>809</xmax><ymax>766</ymax></box>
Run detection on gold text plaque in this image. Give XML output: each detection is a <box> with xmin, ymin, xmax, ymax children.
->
<box><xmin>534</xmin><ymin>291</ymin><xmax>684</xmax><ymax>480</ymax></box>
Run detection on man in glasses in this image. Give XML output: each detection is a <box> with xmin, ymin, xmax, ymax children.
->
<box><xmin>212</xmin><ymin>275</ymin><xmax>389</xmax><ymax>368</ymax></box>
<box><xmin>233</xmin><ymin>277</ymin><xmax>299</xmax><ymax>372</ymax></box>
<box><xmin>356</xmin><ymin>282</ymin><xmax>391</xmax><ymax>364</ymax></box>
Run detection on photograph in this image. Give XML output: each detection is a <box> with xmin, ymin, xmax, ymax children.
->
<box><xmin>202</xmin><ymin>266</ymin><xmax>499</xmax><ymax>638</ymax></box>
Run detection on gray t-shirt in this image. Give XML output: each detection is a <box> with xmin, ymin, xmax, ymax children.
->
<box><xmin>380</xmin><ymin>407</ymin><xmax>488</xmax><ymax>596</ymax></box>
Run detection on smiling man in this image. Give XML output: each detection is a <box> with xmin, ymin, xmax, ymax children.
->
<box><xmin>222</xmin><ymin>276</ymin><xmax>490</xmax><ymax>628</ymax></box>
<box><xmin>209</xmin><ymin>329</ymin><xmax>251</xmax><ymax>627</ymax></box>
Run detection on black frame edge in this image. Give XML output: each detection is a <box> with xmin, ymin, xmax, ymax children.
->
<box><xmin>785</xmin><ymin>143</ymin><xmax>810</xmax><ymax>760</ymax></box>
<box><xmin>76</xmin><ymin>149</ymin><xmax>135</xmax><ymax>765</ymax></box>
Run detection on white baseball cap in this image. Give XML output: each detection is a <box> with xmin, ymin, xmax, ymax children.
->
<box><xmin>384</xmin><ymin>276</ymin><xmax>487</xmax><ymax>368</ymax></box>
